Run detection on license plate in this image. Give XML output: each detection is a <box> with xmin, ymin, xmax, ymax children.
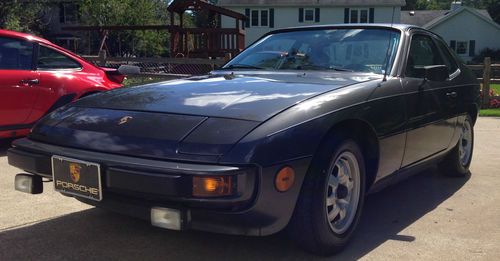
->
<box><xmin>51</xmin><ymin>156</ymin><xmax>102</xmax><ymax>201</ymax></box>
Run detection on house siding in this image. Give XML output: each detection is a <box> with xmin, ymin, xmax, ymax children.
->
<box><xmin>429</xmin><ymin>10</ymin><xmax>500</xmax><ymax>62</ymax></box>
<box><xmin>222</xmin><ymin>6</ymin><xmax>401</xmax><ymax>46</ymax></box>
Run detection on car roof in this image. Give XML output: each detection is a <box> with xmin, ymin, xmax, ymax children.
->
<box><xmin>268</xmin><ymin>23</ymin><xmax>424</xmax><ymax>34</ymax></box>
<box><xmin>0</xmin><ymin>29</ymin><xmax>52</xmax><ymax>45</ymax></box>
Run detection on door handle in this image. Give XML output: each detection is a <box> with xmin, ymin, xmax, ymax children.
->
<box><xmin>446</xmin><ymin>91</ymin><xmax>457</xmax><ymax>98</ymax></box>
<box><xmin>20</xmin><ymin>79</ymin><xmax>39</xmax><ymax>85</ymax></box>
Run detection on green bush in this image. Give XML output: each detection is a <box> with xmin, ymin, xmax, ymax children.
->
<box><xmin>472</xmin><ymin>48</ymin><xmax>500</xmax><ymax>64</ymax></box>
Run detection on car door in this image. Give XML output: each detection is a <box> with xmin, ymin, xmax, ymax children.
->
<box><xmin>0</xmin><ymin>36</ymin><xmax>40</xmax><ymax>127</ymax></box>
<box><xmin>432</xmin><ymin>35</ymin><xmax>462</xmax><ymax>121</ymax></box>
<box><xmin>401</xmin><ymin>32</ymin><xmax>457</xmax><ymax>167</ymax></box>
<box><xmin>25</xmin><ymin>44</ymin><xmax>83</xmax><ymax>123</ymax></box>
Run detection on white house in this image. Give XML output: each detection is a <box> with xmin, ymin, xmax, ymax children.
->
<box><xmin>219</xmin><ymin>0</ymin><xmax>407</xmax><ymax>46</ymax></box>
<box><xmin>401</xmin><ymin>3</ymin><xmax>500</xmax><ymax>62</ymax></box>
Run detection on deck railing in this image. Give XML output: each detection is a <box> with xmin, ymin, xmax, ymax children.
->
<box><xmin>170</xmin><ymin>27</ymin><xmax>245</xmax><ymax>58</ymax></box>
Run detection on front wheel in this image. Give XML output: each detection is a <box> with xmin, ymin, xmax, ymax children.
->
<box><xmin>439</xmin><ymin>115</ymin><xmax>474</xmax><ymax>177</ymax></box>
<box><xmin>288</xmin><ymin>139</ymin><xmax>365</xmax><ymax>256</ymax></box>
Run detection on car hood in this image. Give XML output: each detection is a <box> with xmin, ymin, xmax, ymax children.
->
<box><xmin>74</xmin><ymin>71</ymin><xmax>381</xmax><ymax>122</ymax></box>
<box><xmin>30</xmin><ymin>71</ymin><xmax>381</xmax><ymax>162</ymax></box>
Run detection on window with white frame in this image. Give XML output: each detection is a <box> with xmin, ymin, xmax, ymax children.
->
<box><xmin>261</xmin><ymin>10</ymin><xmax>269</xmax><ymax>26</ymax></box>
<box><xmin>350</xmin><ymin>9</ymin><xmax>368</xmax><ymax>23</ymax></box>
<box><xmin>304</xmin><ymin>8</ymin><xmax>315</xmax><ymax>21</ymax></box>
<box><xmin>450</xmin><ymin>40</ymin><xmax>476</xmax><ymax>56</ymax></box>
<box><xmin>345</xmin><ymin>8</ymin><xmax>374</xmax><ymax>23</ymax></box>
<box><xmin>360</xmin><ymin>9</ymin><xmax>369</xmax><ymax>23</ymax></box>
<box><xmin>250</xmin><ymin>9</ymin><xmax>270</xmax><ymax>27</ymax></box>
<box><xmin>251</xmin><ymin>10</ymin><xmax>259</xmax><ymax>26</ymax></box>
<box><xmin>350</xmin><ymin>9</ymin><xmax>358</xmax><ymax>23</ymax></box>
<box><xmin>456</xmin><ymin>41</ymin><xmax>468</xmax><ymax>55</ymax></box>
<box><xmin>299</xmin><ymin>8</ymin><xmax>320</xmax><ymax>23</ymax></box>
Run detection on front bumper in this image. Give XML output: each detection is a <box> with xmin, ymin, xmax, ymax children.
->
<box><xmin>7</xmin><ymin>138</ymin><xmax>311</xmax><ymax>236</ymax></box>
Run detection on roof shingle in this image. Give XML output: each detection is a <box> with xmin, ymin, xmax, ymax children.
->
<box><xmin>401</xmin><ymin>8</ymin><xmax>492</xmax><ymax>27</ymax></box>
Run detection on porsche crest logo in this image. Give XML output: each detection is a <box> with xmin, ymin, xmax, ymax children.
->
<box><xmin>69</xmin><ymin>163</ymin><xmax>81</xmax><ymax>183</ymax></box>
<box><xmin>118</xmin><ymin>116</ymin><xmax>133</xmax><ymax>125</ymax></box>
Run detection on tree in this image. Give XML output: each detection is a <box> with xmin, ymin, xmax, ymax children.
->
<box><xmin>190</xmin><ymin>0</ymin><xmax>219</xmax><ymax>28</ymax></box>
<box><xmin>472</xmin><ymin>48</ymin><xmax>500</xmax><ymax>63</ymax></box>
<box><xmin>79</xmin><ymin>0</ymin><xmax>172</xmax><ymax>57</ymax></box>
<box><xmin>402</xmin><ymin>0</ymin><xmax>435</xmax><ymax>10</ymax></box>
<box><xmin>403</xmin><ymin>0</ymin><xmax>489</xmax><ymax>10</ymax></box>
<box><xmin>0</xmin><ymin>1</ymin><xmax>48</xmax><ymax>34</ymax></box>
<box><xmin>462</xmin><ymin>0</ymin><xmax>488</xmax><ymax>9</ymax></box>
<box><xmin>486</xmin><ymin>0</ymin><xmax>500</xmax><ymax>24</ymax></box>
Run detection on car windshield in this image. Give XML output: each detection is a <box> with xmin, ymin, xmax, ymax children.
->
<box><xmin>224</xmin><ymin>28</ymin><xmax>401</xmax><ymax>74</ymax></box>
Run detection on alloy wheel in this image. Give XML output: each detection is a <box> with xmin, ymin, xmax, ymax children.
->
<box><xmin>326</xmin><ymin>151</ymin><xmax>361</xmax><ymax>234</ymax></box>
<box><xmin>458</xmin><ymin>118</ymin><xmax>473</xmax><ymax>167</ymax></box>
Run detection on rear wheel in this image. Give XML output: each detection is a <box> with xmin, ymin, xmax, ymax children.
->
<box><xmin>439</xmin><ymin>115</ymin><xmax>474</xmax><ymax>177</ymax></box>
<box><xmin>289</xmin><ymin>138</ymin><xmax>365</xmax><ymax>256</ymax></box>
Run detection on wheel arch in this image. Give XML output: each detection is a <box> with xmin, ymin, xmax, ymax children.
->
<box><xmin>45</xmin><ymin>93</ymin><xmax>77</xmax><ymax>114</ymax></box>
<box><xmin>468</xmin><ymin>103</ymin><xmax>479</xmax><ymax>126</ymax></box>
<box><xmin>315</xmin><ymin>118</ymin><xmax>380</xmax><ymax>192</ymax></box>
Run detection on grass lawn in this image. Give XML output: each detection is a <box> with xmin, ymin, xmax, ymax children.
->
<box><xmin>480</xmin><ymin>108</ymin><xmax>500</xmax><ymax>117</ymax></box>
<box><xmin>490</xmin><ymin>84</ymin><xmax>500</xmax><ymax>94</ymax></box>
<box><xmin>481</xmin><ymin>83</ymin><xmax>500</xmax><ymax>94</ymax></box>
<box><xmin>123</xmin><ymin>77</ymin><xmax>167</xmax><ymax>87</ymax></box>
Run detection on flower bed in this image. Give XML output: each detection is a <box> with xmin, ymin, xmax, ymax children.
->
<box><xmin>480</xmin><ymin>89</ymin><xmax>500</xmax><ymax>108</ymax></box>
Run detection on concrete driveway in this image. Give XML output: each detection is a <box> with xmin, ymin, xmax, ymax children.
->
<box><xmin>1</xmin><ymin>118</ymin><xmax>499</xmax><ymax>261</ymax></box>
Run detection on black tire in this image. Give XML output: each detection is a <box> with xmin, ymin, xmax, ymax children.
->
<box><xmin>439</xmin><ymin>115</ymin><xmax>474</xmax><ymax>177</ymax></box>
<box><xmin>288</xmin><ymin>137</ymin><xmax>366</xmax><ymax>256</ymax></box>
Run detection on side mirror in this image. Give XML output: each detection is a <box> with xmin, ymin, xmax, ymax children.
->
<box><xmin>424</xmin><ymin>65</ymin><xmax>448</xmax><ymax>82</ymax></box>
<box><xmin>118</xmin><ymin>65</ymin><xmax>141</xmax><ymax>75</ymax></box>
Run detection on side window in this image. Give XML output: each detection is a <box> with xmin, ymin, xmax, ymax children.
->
<box><xmin>435</xmin><ymin>38</ymin><xmax>459</xmax><ymax>74</ymax></box>
<box><xmin>405</xmin><ymin>34</ymin><xmax>444</xmax><ymax>78</ymax></box>
<box><xmin>37</xmin><ymin>45</ymin><xmax>81</xmax><ymax>70</ymax></box>
<box><xmin>251</xmin><ymin>10</ymin><xmax>259</xmax><ymax>26</ymax></box>
<box><xmin>0</xmin><ymin>37</ymin><xmax>33</xmax><ymax>70</ymax></box>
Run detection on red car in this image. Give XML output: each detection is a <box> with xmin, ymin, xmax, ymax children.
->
<box><xmin>0</xmin><ymin>29</ymin><xmax>125</xmax><ymax>138</ymax></box>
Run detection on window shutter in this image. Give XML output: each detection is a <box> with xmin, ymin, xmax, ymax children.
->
<box><xmin>299</xmin><ymin>8</ymin><xmax>304</xmax><ymax>22</ymax></box>
<box><xmin>270</xmin><ymin>8</ymin><xmax>275</xmax><ymax>28</ymax></box>
<box><xmin>344</xmin><ymin>8</ymin><xmax>350</xmax><ymax>23</ymax></box>
<box><xmin>315</xmin><ymin>8</ymin><xmax>320</xmax><ymax>22</ymax></box>
<box><xmin>469</xmin><ymin>40</ymin><xmax>476</xmax><ymax>56</ymax></box>
<box><xmin>245</xmin><ymin>8</ymin><xmax>250</xmax><ymax>28</ymax></box>
<box><xmin>450</xmin><ymin>40</ymin><xmax>456</xmax><ymax>51</ymax></box>
<box><xmin>369</xmin><ymin>8</ymin><xmax>374</xmax><ymax>23</ymax></box>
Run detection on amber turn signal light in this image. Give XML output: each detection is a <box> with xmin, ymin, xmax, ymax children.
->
<box><xmin>192</xmin><ymin>176</ymin><xmax>233</xmax><ymax>197</ymax></box>
<box><xmin>275</xmin><ymin>166</ymin><xmax>295</xmax><ymax>192</ymax></box>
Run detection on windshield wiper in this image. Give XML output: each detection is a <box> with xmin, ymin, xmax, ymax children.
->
<box><xmin>222</xmin><ymin>64</ymin><xmax>264</xmax><ymax>70</ymax></box>
<box><xmin>294</xmin><ymin>65</ymin><xmax>354</xmax><ymax>72</ymax></box>
<box><xmin>329</xmin><ymin>66</ymin><xmax>354</xmax><ymax>72</ymax></box>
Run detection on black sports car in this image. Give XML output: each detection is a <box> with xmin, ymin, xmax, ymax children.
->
<box><xmin>8</xmin><ymin>24</ymin><xmax>480</xmax><ymax>255</ymax></box>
